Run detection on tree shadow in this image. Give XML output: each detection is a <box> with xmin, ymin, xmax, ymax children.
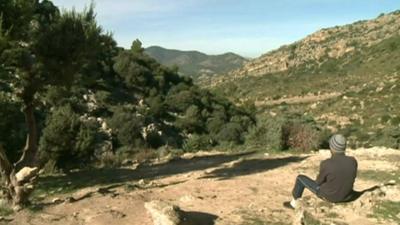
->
<box><xmin>199</xmin><ymin>156</ymin><xmax>308</xmax><ymax>180</ymax></box>
<box><xmin>181</xmin><ymin>211</ymin><xmax>218</xmax><ymax>225</ymax></box>
<box><xmin>35</xmin><ymin>151</ymin><xmax>256</xmax><ymax>195</ymax></box>
<box><xmin>342</xmin><ymin>182</ymin><xmax>397</xmax><ymax>202</ymax></box>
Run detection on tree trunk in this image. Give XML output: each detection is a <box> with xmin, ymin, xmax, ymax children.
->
<box><xmin>15</xmin><ymin>104</ymin><xmax>38</xmax><ymax>171</ymax></box>
<box><xmin>0</xmin><ymin>145</ymin><xmax>38</xmax><ymax>207</ymax></box>
<box><xmin>0</xmin><ymin>103</ymin><xmax>40</xmax><ymax>208</ymax></box>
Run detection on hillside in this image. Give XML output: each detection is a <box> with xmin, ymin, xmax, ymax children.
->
<box><xmin>234</xmin><ymin>11</ymin><xmax>400</xmax><ymax>78</ymax></box>
<box><xmin>145</xmin><ymin>46</ymin><xmax>248</xmax><ymax>79</ymax></box>
<box><xmin>208</xmin><ymin>10</ymin><xmax>400</xmax><ymax>149</ymax></box>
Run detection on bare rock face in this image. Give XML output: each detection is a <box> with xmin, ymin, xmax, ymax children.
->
<box><xmin>15</xmin><ymin>167</ymin><xmax>39</xmax><ymax>183</ymax></box>
<box><xmin>145</xmin><ymin>200</ymin><xmax>182</xmax><ymax>225</ymax></box>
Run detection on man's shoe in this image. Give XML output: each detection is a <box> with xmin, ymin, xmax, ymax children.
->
<box><xmin>283</xmin><ymin>201</ymin><xmax>295</xmax><ymax>210</ymax></box>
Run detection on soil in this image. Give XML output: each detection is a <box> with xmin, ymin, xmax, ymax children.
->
<box><xmin>4</xmin><ymin>147</ymin><xmax>400</xmax><ymax>225</ymax></box>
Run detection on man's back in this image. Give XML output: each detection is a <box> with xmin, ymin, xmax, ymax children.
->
<box><xmin>317</xmin><ymin>154</ymin><xmax>358</xmax><ymax>202</ymax></box>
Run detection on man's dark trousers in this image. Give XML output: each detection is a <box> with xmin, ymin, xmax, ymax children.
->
<box><xmin>292</xmin><ymin>175</ymin><xmax>320</xmax><ymax>199</ymax></box>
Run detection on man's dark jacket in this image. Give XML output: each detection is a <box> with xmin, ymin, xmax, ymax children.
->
<box><xmin>316</xmin><ymin>154</ymin><xmax>358</xmax><ymax>202</ymax></box>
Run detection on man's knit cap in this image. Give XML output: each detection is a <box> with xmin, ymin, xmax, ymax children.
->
<box><xmin>329</xmin><ymin>134</ymin><xmax>347</xmax><ymax>154</ymax></box>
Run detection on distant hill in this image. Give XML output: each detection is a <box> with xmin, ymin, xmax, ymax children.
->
<box><xmin>144</xmin><ymin>46</ymin><xmax>248</xmax><ymax>79</ymax></box>
<box><xmin>208</xmin><ymin>10</ymin><xmax>400</xmax><ymax>149</ymax></box>
<box><xmin>204</xmin><ymin>10</ymin><xmax>400</xmax><ymax>86</ymax></box>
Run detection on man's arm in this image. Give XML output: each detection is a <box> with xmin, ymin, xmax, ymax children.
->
<box><xmin>316</xmin><ymin>161</ymin><xmax>327</xmax><ymax>185</ymax></box>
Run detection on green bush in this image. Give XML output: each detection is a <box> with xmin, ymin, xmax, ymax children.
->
<box><xmin>39</xmin><ymin>105</ymin><xmax>99</xmax><ymax>169</ymax></box>
<box><xmin>245</xmin><ymin>116</ymin><xmax>285</xmax><ymax>150</ymax></box>
<box><xmin>371</xmin><ymin>127</ymin><xmax>400</xmax><ymax>149</ymax></box>
<box><xmin>107</xmin><ymin>106</ymin><xmax>145</xmax><ymax>149</ymax></box>
<box><xmin>183</xmin><ymin>134</ymin><xmax>213</xmax><ymax>152</ymax></box>
<box><xmin>245</xmin><ymin>114</ymin><xmax>328</xmax><ymax>152</ymax></box>
<box><xmin>216</xmin><ymin>122</ymin><xmax>245</xmax><ymax>144</ymax></box>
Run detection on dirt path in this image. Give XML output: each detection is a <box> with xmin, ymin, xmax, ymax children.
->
<box><xmin>6</xmin><ymin>148</ymin><xmax>400</xmax><ymax>225</ymax></box>
<box><xmin>254</xmin><ymin>92</ymin><xmax>342</xmax><ymax>107</ymax></box>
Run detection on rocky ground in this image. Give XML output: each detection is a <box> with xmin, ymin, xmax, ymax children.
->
<box><xmin>2</xmin><ymin>147</ymin><xmax>400</xmax><ymax>225</ymax></box>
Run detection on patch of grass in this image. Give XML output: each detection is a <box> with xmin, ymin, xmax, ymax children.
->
<box><xmin>240</xmin><ymin>210</ymin><xmax>289</xmax><ymax>225</ymax></box>
<box><xmin>317</xmin><ymin>201</ymin><xmax>334</xmax><ymax>209</ymax></box>
<box><xmin>358</xmin><ymin>170</ymin><xmax>400</xmax><ymax>183</ymax></box>
<box><xmin>382</xmin><ymin>154</ymin><xmax>400</xmax><ymax>163</ymax></box>
<box><xmin>0</xmin><ymin>205</ymin><xmax>13</xmax><ymax>216</ymax></box>
<box><xmin>26</xmin><ymin>204</ymin><xmax>44</xmax><ymax>213</ymax></box>
<box><xmin>303</xmin><ymin>211</ymin><xmax>325</xmax><ymax>225</ymax></box>
<box><xmin>248</xmin><ymin>186</ymin><xmax>259</xmax><ymax>193</ymax></box>
<box><xmin>325</xmin><ymin>212</ymin><xmax>340</xmax><ymax>218</ymax></box>
<box><xmin>373</xmin><ymin>201</ymin><xmax>400</xmax><ymax>223</ymax></box>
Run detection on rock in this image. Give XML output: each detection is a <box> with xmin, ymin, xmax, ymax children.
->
<box><xmin>52</xmin><ymin>198</ymin><xmax>63</xmax><ymax>204</ymax></box>
<box><xmin>293</xmin><ymin>209</ymin><xmax>304</xmax><ymax>225</ymax></box>
<box><xmin>122</xmin><ymin>159</ymin><xmax>133</xmax><ymax>165</ymax></box>
<box><xmin>138</xmin><ymin>179</ymin><xmax>147</xmax><ymax>186</ymax></box>
<box><xmin>387</xmin><ymin>180</ymin><xmax>396</xmax><ymax>185</ymax></box>
<box><xmin>15</xmin><ymin>167</ymin><xmax>39</xmax><ymax>183</ymax></box>
<box><xmin>310</xmin><ymin>103</ymin><xmax>318</xmax><ymax>109</ymax></box>
<box><xmin>179</xmin><ymin>195</ymin><xmax>196</xmax><ymax>203</ymax></box>
<box><xmin>145</xmin><ymin>200</ymin><xmax>182</xmax><ymax>225</ymax></box>
<box><xmin>12</xmin><ymin>205</ymin><xmax>22</xmax><ymax>212</ymax></box>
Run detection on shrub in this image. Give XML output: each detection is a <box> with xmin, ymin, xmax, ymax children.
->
<box><xmin>245</xmin><ymin>114</ymin><xmax>328</xmax><ymax>152</ymax></box>
<box><xmin>107</xmin><ymin>106</ymin><xmax>145</xmax><ymax>148</ymax></box>
<box><xmin>245</xmin><ymin>116</ymin><xmax>285</xmax><ymax>150</ymax></box>
<box><xmin>216</xmin><ymin>122</ymin><xmax>245</xmax><ymax>144</ymax></box>
<box><xmin>183</xmin><ymin>134</ymin><xmax>213</xmax><ymax>152</ymax></box>
<box><xmin>282</xmin><ymin>123</ymin><xmax>320</xmax><ymax>152</ymax></box>
<box><xmin>39</xmin><ymin>105</ymin><xmax>100</xmax><ymax>169</ymax></box>
<box><xmin>371</xmin><ymin>127</ymin><xmax>400</xmax><ymax>149</ymax></box>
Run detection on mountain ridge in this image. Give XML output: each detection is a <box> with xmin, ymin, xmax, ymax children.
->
<box><xmin>145</xmin><ymin>46</ymin><xmax>248</xmax><ymax>79</ymax></box>
<box><xmin>200</xmin><ymin>10</ymin><xmax>400</xmax><ymax>86</ymax></box>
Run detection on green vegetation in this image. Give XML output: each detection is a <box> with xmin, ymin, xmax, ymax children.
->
<box><xmin>245</xmin><ymin>113</ymin><xmax>330</xmax><ymax>152</ymax></box>
<box><xmin>0</xmin><ymin>205</ymin><xmax>13</xmax><ymax>217</ymax></box>
<box><xmin>211</xmin><ymin>34</ymin><xmax>400</xmax><ymax>149</ymax></box>
<box><xmin>239</xmin><ymin>210</ymin><xmax>289</xmax><ymax>225</ymax></box>
<box><xmin>0</xmin><ymin>0</ymin><xmax>256</xmax><ymax>206</ymax></box>
<box><xmin>358</xmin><ymin>170</ymin><xmax>400</xmax><ymax>183</ymax></box>
<box><xmin>302</xmin><ymin>211</ymin><xmax>325</xmax><ymax>225</ymax></box>
<box><xmin>373</xmin><ymin>201</ymin><xmax>400</xmax><ymax>223</ymax></box>
<box><xmin>0</xmin><ymin>0</ymin><xmax>109</xmax><ymax>206</ymax></box>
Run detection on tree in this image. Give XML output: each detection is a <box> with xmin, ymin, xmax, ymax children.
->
<box><xmin>0</xmin><ymin>1</ymin><xmax>104</xmax><ymax>207</ymax></box>
<box><xmin>131</xmin><ymin>38</ymin><xmax>143</xmax><ymax>53</ymax></box>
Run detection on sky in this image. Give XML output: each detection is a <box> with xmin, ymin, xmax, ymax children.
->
<box><xmin>52</xmin><ymin>0</ymin><xmax>399</xmax><ymax>58</ymax></box>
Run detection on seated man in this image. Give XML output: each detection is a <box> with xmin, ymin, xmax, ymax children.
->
<box><xmin>284</xmin><ymin>134</ymin><xmax>358</xmax><ymax>209</ymax></box>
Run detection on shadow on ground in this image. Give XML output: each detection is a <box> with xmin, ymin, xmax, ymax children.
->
<box><xmin>35</xmin><ymin>151</ymin><xmax>257</xmax><ymax>195</ymax></box>
<box><xmin>200</xmin><ymin>156</ymin><xmax>308</xmax><ymax>180</ymax></box>
<box><xmin>181</xmin><ymin>211</ymin><xmax>218</xmax><ymax>225</ymax></box>
<box><xmin>343</xmin><ymin>182</ymin><xmax>397</xmax><ymax>202</ymax></box>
